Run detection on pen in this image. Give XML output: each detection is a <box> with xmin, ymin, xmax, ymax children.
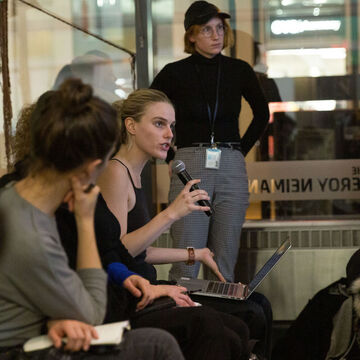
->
<box><xmin>84</xmin><ymin>183</ymin><xmax>95</xmax><ymax>193</ymax></box>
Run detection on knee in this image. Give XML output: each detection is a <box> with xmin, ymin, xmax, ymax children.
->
<box><xmin>128</xmin><ymin>328</ymin><xmax>183</xmax><ymax>358</ymax></box>
<box><xmin>249</xmin><ymin>292</ymin><xmax>273</xmax><ymax>321</ymax></box>
<box><xmin>224</xmin><ymin>327</ymin><xmax>250</xmax><ymax>360</ymax></box>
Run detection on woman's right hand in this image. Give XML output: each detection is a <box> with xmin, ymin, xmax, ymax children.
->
<box><xmin>166</xmin><ymin>179</ymin><xmax>210</xmax><ymax>221</ymax></box>
<box><xmin>123</xmin><ymin>275</ymin><xmax>157</xmax><ymax>310</ymax></box>
<box><xmin>47</xmin><ymin>319</ymin><xmax>98</xmax><ymax>352</ymax></box>
<box><xmin>64</xmin><ymin>176</ymin><xmax>99</xmax><ymax>221</ymax></box>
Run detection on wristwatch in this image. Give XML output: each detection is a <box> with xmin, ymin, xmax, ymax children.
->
<box><xmin>185</xmin><ymin>247</ymin><xmax>195</xmax><ymax>265</ymax></box>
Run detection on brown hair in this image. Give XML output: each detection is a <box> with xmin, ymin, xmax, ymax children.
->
<box><xmin>29</xmin><ymin>78</ymin><xmax>119</xmax><ymax>173</ymax></box>
<box><xmin>113</xmin><ymin>88</ymin><xmax>173</xmax><ymax>145</ymax></box>
<box><xmin>10</xmin><ymin>103</ymin><xmax>36</xmax><ymax>168</ymax></box>
<box><xmin>184</xmin><ymin>18</ymin><xmax>234</xmax><ymax>54</ymax></box>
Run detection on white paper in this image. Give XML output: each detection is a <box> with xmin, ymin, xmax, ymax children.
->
<box><xmin>23</xmin><ymin>321</ymin><xmax>130</xmax><ymax>352</ymax></box>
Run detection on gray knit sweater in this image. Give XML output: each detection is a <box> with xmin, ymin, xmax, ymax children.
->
<box><xmin>0</xmin><ymin>184</ymin><xmax>107</xmax><ymax>346</ymax></box>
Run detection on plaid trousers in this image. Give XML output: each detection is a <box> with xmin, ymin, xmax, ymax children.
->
<box><xmin>168</xmin><ymin>147</ymin><xmax>249</xmax><ymax>282</ymax></box>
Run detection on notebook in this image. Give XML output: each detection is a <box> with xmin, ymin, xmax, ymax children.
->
<box><xmin>23</xmin><ymin>320</ymin><xmax>130</xmax><ymax>352</ymax></box>
<box><xmin>177</xmin><ymin>238</ymin><xmax>291</xmax><ymax>300</ymax></box>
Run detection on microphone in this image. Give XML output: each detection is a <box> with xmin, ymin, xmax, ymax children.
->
<box><xmin>172</xmin><ymin>160</ymin><xmax>213</xmax><ymax>216</ymax></box>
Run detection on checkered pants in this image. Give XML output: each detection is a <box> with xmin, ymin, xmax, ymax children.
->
<box><xmin>168</xmin><ymin>147</ymin><xmax>249</xmax><ymax>282</ymax></box>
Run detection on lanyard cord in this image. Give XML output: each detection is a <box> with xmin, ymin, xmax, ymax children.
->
<box><xmin>194</xmin><ymin>57</ymin><xmax>222</xmax><ymax>144</ymax></box>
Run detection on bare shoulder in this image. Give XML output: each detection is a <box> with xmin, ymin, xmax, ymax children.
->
<box><xmin>98</xmin><ymin>160</ymin><xmax>130</xmax><ymax>195</ymax></box>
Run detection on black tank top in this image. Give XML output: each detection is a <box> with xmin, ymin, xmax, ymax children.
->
<box><xmin>110</xmin><ymin>158</ymin><xmax>157</xmax><ymax>282</ymax></box>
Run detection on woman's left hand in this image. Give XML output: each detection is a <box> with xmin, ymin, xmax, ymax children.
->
<box><xmin>196</xmin><ymin>248</ymin><xmax>226</xmax><ymax>282</ymax></box>
<box><xmin>122</xmin><ymin>275</ymin><xmax>156</xmax><ymax>310</ymax></box>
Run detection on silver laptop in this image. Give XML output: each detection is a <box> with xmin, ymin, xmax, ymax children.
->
<box><xmin>177</xmin><ymin>238</ymin><xmax>291</xmax><ymax>300</ymax></box>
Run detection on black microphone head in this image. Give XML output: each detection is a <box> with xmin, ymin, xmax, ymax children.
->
<box><xmin>172</xmin><ymin>160</ymin><xmax>186</xmax><ymax>174</ymax></box>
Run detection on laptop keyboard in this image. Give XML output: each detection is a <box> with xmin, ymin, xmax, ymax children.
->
<box><xmin>206</xmin><ymin>281</ymin><xmax>236</xmax><ymax>296</ymax></box>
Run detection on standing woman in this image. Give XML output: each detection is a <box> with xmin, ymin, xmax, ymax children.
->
<box><xmin>151</xmin><ymin>1</ymin><xmax>269</xmax><ymax>283</ymax></box>
<box><xmin>0</xmin><ymin>79</ymin><xmax>184</xmax><ymax>360</ymax></box>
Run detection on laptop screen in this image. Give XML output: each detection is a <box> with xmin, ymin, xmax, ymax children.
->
<box><xmin>247</xmin><ymin>239</ymin><xmax>291</xmax><ymax>294</ymax></box>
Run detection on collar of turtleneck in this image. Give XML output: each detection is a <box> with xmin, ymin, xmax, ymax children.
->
<box><xmin>192</xmin><ymin>52</ymin><xmax>221</xmax><ymax>65</ymax></box>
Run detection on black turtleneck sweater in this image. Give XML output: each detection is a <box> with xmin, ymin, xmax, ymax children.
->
<box><xmin>150</xmin><ymin>52</ymin><xmax>269</xmax><ymax>157</ymax></box>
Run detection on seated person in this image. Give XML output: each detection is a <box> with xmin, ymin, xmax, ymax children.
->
<box><xmin>1</xmin><ymin>83</ymin><xmax>252</xmax><ymax>360</ymax></box>
<box><xmin>97</xmin><ymin>88</ymin><xmax>272</xmax><ymax>359</ymax></box>
<box><xmin>272</xmin><ymin>248</ymin><xmax>360</xmax><ymax>360</ymax></box>
<box><xmin>0</xmin><ymin>78</ymin><xmax>183</xmax><ymax>360</ymax></box>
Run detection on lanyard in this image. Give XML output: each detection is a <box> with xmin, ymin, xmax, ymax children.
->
<box><xmin>195</xmin><ymin>57</ymin><xmax>222</xmax><ymax>146</ymax></box>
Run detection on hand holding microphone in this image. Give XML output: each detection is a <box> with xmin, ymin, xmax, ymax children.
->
<box><xmin>171</xmin><ymin>160</ymin><xmax>213</xmax><ymax>217</ymax></box>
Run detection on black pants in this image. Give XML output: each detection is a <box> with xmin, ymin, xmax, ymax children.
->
<box><xmin>191</xmin><ymin>291</ymin><xmax>273</xmax><ymax>359</ymax></box>
<box><xmin>131</xmin><ymin>305</ymin><xmax>250</xmax><ymax>360</ymax></box>
<box><xmin>105</xmin><ymin>282</ymin><xmax>250</xmax><ymax>359</ymax></box>
<box><xmin>105</xmin><ymin>280</ymin><xmax>268</xmax><ymax>359</ymax></box>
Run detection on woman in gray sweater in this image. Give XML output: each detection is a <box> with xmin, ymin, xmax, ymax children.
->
<box><xmin>0</xmin><ymin>78</ymin><xmax>184</xmax><ymax>360</ymax></box>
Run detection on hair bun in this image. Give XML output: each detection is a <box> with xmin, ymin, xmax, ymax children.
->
<box><xmin>112</xmin><ymin>99</ymin><xmax>124</xmax><ymax>114</ymax></box>
<box><xmin>58</xmin><ymin>78</ymin><xmax>93</xmax><ymax>115</ymax></box>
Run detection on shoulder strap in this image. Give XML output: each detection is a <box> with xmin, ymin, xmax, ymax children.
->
<box><xmin>110</xmin><ymin>158</ymin><xmax>136</xmax><ymax>189</ymax></box>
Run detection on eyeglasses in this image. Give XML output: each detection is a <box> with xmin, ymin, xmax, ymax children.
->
<box><xmin>199</xmin><ymin>23</ymin><xmax>225</xmax><ymax>38</ymax></box>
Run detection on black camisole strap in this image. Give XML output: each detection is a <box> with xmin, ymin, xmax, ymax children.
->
<box><xmin>110</xmin><ymin>158</ymin><xmax>138</xmax><ymax>190</ymax></box>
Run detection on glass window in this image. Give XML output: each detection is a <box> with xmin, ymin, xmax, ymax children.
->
<box><xmin>257</xmin><ymin>0</ymin><xmax>360</xmax><ymax>220</ymax></box>
<box><xmin>0</xmin><ymin>0</ymin><xmax>136</xmax><ymax>170</ymax></box>
<box><xmin>151</xmin><ymin>0</ymin><xmax>360</xmax><ymax>221</ymax></box>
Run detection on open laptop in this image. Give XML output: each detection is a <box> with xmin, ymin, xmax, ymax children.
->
<box><xmin>177</xmin><ymin>238</ymin><xmax>291</xmax><ymax>300</ymax></box>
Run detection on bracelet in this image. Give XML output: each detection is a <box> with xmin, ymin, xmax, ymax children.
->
<box><xmin>185</xmin><ymin>247</ymin><xmax>195</xmax><ymax>265</ymax></box>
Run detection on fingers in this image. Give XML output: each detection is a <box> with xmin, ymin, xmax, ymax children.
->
<box><xmin>168</xmin><ymin>179</ymin><xmax>212</xmax><ymax>219</ymax></box>
<box><xmin>165</xmin><ymin>285</ymin><xmax>196</xmax><ymax>307</ymax></box>
<box><xmin>63</xmin><ymin>190</ymin><xmax>74</xmax><ymax>211</ymax></box>
<box><xmin>48</xmin><ymin>320</ymin><xmax>97</xmax><ymax>352</ymax></box>
<box><xmin>189</xmin><ymin>191</ymin><xmax>210</xmax><ymax>202</ymax></box>
<box><xmin>201</xmin><ymin>250</ymin><xmax>227</xmax><ymax>282</ymax></box>
<box><xmin>71</xmin><ymin>176</ymin><xmax>99</xmax><ymax>198</ymax></box>
<box><xmin>64</xmin><ymin>195</ymin><xmax>74</xmax><ymax>212</ymax></box>
<box><xmin>192</xmin><ymin>204</ymin><xmax>211</xmax><ymax>213</ymax></box>
<box><xmin>48</xmin><ymin>328</ymin><xmax>62</xmax><ymax>349</ymax></box>
<box><xmin>71</xmin><ymin>176</ymin><xmax>84</xmax><ymax>195</ymax></box>
<box><xmin>181</xmin><ymin>294</ymin><xmax>196</xmax><ymax>306</ymax></box>
<box><xmin>64</xmin><ymin>324</ymin><xmax>95</xmax><ymax>352</ymax></box>
<box><xmin>136</xmin><ymin>280</ymin><xmax>155</xmax><ymax>310</ymax></box>
<box><xmin>181</xmin><ymin>190</ymin><xmax>211</xmax><ymax>211</ymax></box>
<box><xmin>64</xmin><ymin>326</ymin><xmax>82</xmax><ymax>352</ymax></box>
<box><xmin>215</xmin><ymin>270</ymin><xmax>226</xmax><ymax>283</ymax></box>
<box><xmin>183</xmin><ymin>178</ymin><xmax>201</xmax><ymax>192</ymax></box>
<box><xmin>70</xmin><ymin>176</ymin><xmax>100</xmax><ymax>220</ymax></box>
<box><xmin>173</xmin><ymin>293</ymin><xmax>195</xmax><ymax>307</ymax></box>
<box><xmin>128</xmin><ymin>285</ymin><xmax>142</xmax><ymax>298</ymax></box>
<box><xmin>136</xmin><ymin>292</ymin><xmax>154</xmax><ymax>310</ymax></box>
<box><xmin>182</xmin><ymin>180</ymin><xmax>209</xmax><ymax>200</ymax></box>
<box><xmin>123</xmin><ymin>278</ymin><xmax>142</xmax><ymax>298</ymax></box>
<box><xmin>81</xmin><ymin>326</ymin><xmax>93</xmax><ymax>351</ymax></box>
<box><xmin>91</xmin><ymin>328</ymin><xmax>99</xmax><ymax>340</ymax></box>
<box><xmin>176</xmin><ymin>286</ymin><xmax>188</xmax><ymax>293</ymax></box>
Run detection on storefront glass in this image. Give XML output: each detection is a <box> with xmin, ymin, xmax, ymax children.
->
<box><xmin>1</xmin><ymin>0</ymin><xmax>359</xmax><ymax>220</ymax></box>
<box><xmin>152</xmin><ymin>0</ymin><xmax>360</xmax><ymax>220</ymax></box>
<box><xmin>0</xmin><ymin>0</ymin><xmax>136</xmax><ymax>169</ymax></box>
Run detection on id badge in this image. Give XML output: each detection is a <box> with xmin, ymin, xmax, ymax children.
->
<box><xmin>205</xmin><ymin>147</ymin><xmax>221</xmax><ymax>169</ymax></box>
